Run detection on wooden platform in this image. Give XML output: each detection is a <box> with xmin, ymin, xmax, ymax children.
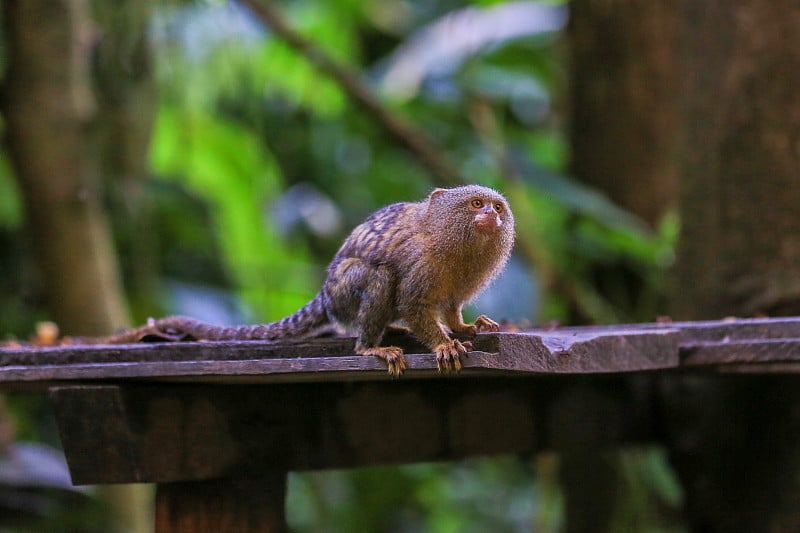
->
<box><xmin>3</xmin><ymin>317</ymin><xmax>800</xmax><ymax>386</ymax></box>
<box><xmin>3</xmin><ymin>317</ymin><xmax>800</xmax><ymax>533</ymax></box>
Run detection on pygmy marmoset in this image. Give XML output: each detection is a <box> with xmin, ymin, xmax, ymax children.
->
<box><xmin>111</xmin><ymin>185</ymin><xmax>515</xmax><ymax>375</ymax></box>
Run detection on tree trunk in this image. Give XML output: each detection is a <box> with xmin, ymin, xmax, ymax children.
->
<box><xmin>564</xmin><ymin>2</ymin><xmax>684</xmax><ymax>530</ymax></box>
<box><xmin>2</xmin><ymin>0</ymin><xmax>129</xmax><ymax>335</ymax></box>
<box><xmin>569</xmin><ymin>0</ymin><xmax>680</xmax><ymax>227</ymax></box>
<box><xmin>569</xmin><ymin>0</ymin><xmax>800</xmax><ymax>530</ymax></box>
<box><xmin>665</xmin><ymin>1</ymin><xmax>800</xmax><ymax>531</ymax></box>
<box><xmin>671</xmin><ymin>0</ymin><xmax>800</xmax><ymax>320</ymax></box>
<box><xmin>2</xmin><ymin>2</ymin><xmax>155</xmax><ymax>532</ymax></box>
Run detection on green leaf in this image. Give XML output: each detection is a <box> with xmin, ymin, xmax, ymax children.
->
<box><xmin>0</xmin><ymin>152</ymin><xmax>22</xmax><ymax>229</ymax></box>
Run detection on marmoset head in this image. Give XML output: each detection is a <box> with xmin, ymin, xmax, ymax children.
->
<box><xmin>427</xmin><ymin>185</ymin><xmax>514</xmax><ymax>239</ymax></box>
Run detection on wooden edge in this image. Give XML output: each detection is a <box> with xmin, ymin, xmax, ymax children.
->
<box><xmin>2</xmin><ymin>351</ymin><xmax>501</xmax><ymax>385</ymax></box>
<box><xmin>497</xmin><ymin>329</ymin><xmax>680</xmax><ymax>372</ymax></box>
<box><xmin>681</xmin><ymin>338</ymin><xmax>800</xmax><ymax>367</ymax></box>
<box><xmin>716</xmin><ymin>363</ymin><xmax>800</xmax><ymax>374</ymax></box>
<box><xmin>531</xmin><ymin>316</ymin><xmax>800</xmax><ymax>339</ymax></box>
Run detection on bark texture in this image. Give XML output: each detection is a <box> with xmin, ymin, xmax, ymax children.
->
<box><xmin>672</xmin><ymin>0</ymin><xmax>800</xmax><ymax>319</ymax></box>
<box><xmin>666</xmin><ymin>1</ymin><xmax>800</xmax><ymax>531</ymax></box>
<box><xmin>2</xmin><ymin>2</ymin><xmax>154</xmax><ymax>532</ymax></box>
<box><xmin>569</xmin><ymin>0</ymin><xmax>800</xmax><ymax>530</ymax></box>
<box><xmin>2</xmin><ymin>0</ymin><xmax>129</xmax><ymax>335</ymax></box>
<box><xmin>569</xmin><ymin>0</ymin><xmax>680</xmax><ymax>226</ymax></box>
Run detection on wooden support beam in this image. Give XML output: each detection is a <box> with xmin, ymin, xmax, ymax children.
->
<box><xmin>50</xmin><ymin>376</ymin><xmax>657</xmax><ymax>485</ymax></box>
<box><xmin>155</xmin><ymin>476</ymin><xmax>287</xmax><ymax>533</ymax></box>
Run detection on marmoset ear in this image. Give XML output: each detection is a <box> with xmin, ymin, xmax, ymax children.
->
<box><xmin>428</xmin><ymin>188</ymin><xmax>447</xmax><ymax>202</ymax></box>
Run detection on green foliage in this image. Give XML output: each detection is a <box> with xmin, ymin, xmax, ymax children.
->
<box><xmin>288</xmin><ymin>458</ymin><xmax>538</xmax><ymax>533</ymax></box>
<box><xmin>150</xmin><ymin>104</ymin><xmax>316</xmax><ymax>319</ymax></box>
<box><xmin>608</xmin><ymin>449</ymin><xmax>685</xmax><ymax>532</ymax></box>
<box><xmin>0</xmin><ymin>154</ymin><xmax>40</xmax><ymax>339</ymax></box>
<box><xmin>154</xmin><ymin>2</ymin><xmax>353</xmax><ymax>118</ymax></box>
<box><xmin>0</xmin><ymin>153</ymin><xmax>22</xmax><ymax>230</ymax></box>
<box><xmin>256</xmin><ymin>2</ymin><xmax>356</xmax><ymax>114</ymax></box>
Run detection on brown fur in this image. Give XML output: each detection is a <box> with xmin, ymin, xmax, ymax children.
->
<box><xmin>103</xmin><ymin>185</ymin><xmax>515</xmax><ymax>376</ymax></box>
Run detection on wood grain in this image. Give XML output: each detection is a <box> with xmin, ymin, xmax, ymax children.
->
<box><xmin>51</xmin><ymin>376</ymin><xmax>658</xmax><ymax>485</ymax></box>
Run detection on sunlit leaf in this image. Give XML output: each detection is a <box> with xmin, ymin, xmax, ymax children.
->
<box><xmin>150</xmin><ymin>105</ymin><xmax>316</xmax><ymax>319</ymax></box>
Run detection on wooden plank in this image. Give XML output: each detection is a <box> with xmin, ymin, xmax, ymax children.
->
<box><xmin>1</xmin><ymin>351</ymin><xmax>507</xmax><ymax>384</ymax></box>
<box><xmin>0</xmin><ymin>328</ymin><xmax>680</xmax><ymax>386</ymax></box>
<box><xmin>539</xmin><ymin>316</ymin><xmax>800</xmax><ymax>341</ymax></box>
<box><xmin>50</xmin><ymin>377</ymin><xmax>658</xmax><ymax>485</ymax></box>
<box><xmin>670</xmin><ymin>317</ymin><xmax>800</xmax><ymax>342</ymax></box>
<box><xmin>48</xmin><ymin>385</ymin><xmax>142</xmax><ymax>482</ymax></box>
<box><xmin>155</xmin><ymin>476</ymin><xmax>287</xmax><ymax>533</ymax></box>
<box><xmin>1</xmin><ymin>318</ymin><xmax>799</xmax><ymax>387</ymax></box>
<box><xmin>718</xmin><ymin>363</ymin><xmax>800</xmax><ymax>374</ymax></box>
<box><xmin>499</xmin><ymin>329</ymin><xmax>678</xmax><ymax>372</ymax></box>
<box><xmin>682</xmin><ymin>339</ymin><xmax>800</xmax><ymax>367</ymax></box>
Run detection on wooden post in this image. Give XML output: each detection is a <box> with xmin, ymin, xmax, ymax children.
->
<box><xmin>155</xmin><ymin>476</ymin><xmax>287</xmax><ymax>533</ymax></box>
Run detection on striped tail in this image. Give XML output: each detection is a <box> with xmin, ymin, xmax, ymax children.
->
<box><xmin>103</xmin><ymin>294</ymin><xmax>330</xmax><ymax>343</ymax></box>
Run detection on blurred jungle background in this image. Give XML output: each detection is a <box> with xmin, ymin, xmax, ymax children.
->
<box><xmin>1</xmin><ymin>0</ymin><xmax>799</xmax><ymax>531</ymax></box>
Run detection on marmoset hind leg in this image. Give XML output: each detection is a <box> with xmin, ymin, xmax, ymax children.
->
<box><xmin>405</xmin><ymin>309</ymin><xmax>472</xmax><ymax>373</ymax></box>
<box><xmin>326</xmin><ymin>259</ymin><xmax>407</xmax><ymax>376</ymax></box>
